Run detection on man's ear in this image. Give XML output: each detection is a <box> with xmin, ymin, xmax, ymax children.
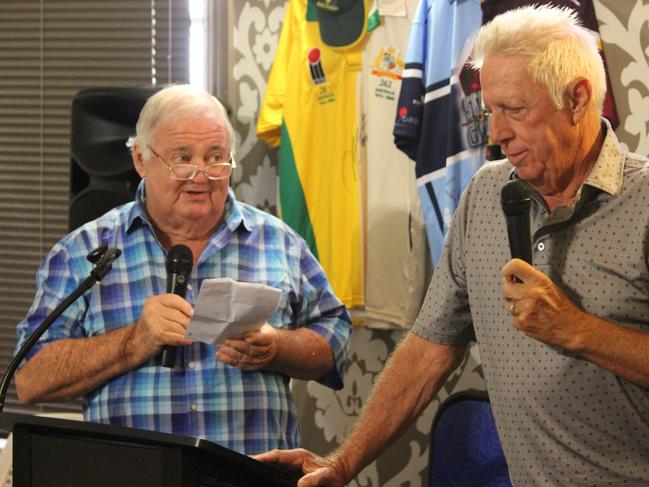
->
<box><xmin>132</xmin><ymin>142</ymin><xmax>146</xmax><ymax>178</ymax></box>
<box><xmin>566</xmin><ymin>78</ymin><xmax>592</xmax><ymax>124</ymax></box>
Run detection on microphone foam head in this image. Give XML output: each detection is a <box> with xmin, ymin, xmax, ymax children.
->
<box><xmin>166</xmin><ymin>244</ymin><xmax>193</xmax><ymax>274</ymax></box>
<box><xmin>501</xmin><ymin>178</ymin><xmax>532</xmax><ymax>216</ymax></box>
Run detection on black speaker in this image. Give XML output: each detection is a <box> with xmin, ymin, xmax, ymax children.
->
<box><xmin>69</xmin><ymin>86</ymin><xmax>162</xmax><ymax>231</ymax></box>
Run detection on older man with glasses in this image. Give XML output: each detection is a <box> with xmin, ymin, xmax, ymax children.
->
<box><xmin>14</xmin><ymin>84</ymin><xmax>352</xmax><ymax>455</ymax></box>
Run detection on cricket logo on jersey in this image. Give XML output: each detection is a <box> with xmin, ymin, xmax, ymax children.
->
<box><xmin>371</xmin><ymin>47</ymin><xmax>404</xmax><ymax>80</ymax></box>
<box><xmin>307</xmin><ymin>48</ymin><xmax>327</xmax><ymax>85</ymax></box>
<box><xmin>371</xmin><ymin>47</ymin><xmax>405</xmax><ymax>102</ymax></box>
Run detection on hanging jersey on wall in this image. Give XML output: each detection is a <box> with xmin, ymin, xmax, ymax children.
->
<box><xmin>393</xmin><ymin>0</ymin><xmax>484</xmax><ymax>265</ymax></box>
<box><xmin>257</xmin><ymin>0</ymin><xmax>364</xmax><ymax>308</ymax></box>
<box><xmin>393</xmin><ymin>0</ymin><xmax>619</xmax><ymax>267</ymax></box>
<box><xmin>360</xmin><ymin>0</ymin><xmax>427</xmax><ymax>328</ymax></box>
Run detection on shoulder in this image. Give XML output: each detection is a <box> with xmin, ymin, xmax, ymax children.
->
<box><xmin>473</xmin><ymin>158</ymin><xmax>512</xmax><ymax>179</ymax></box>
<box><xmin>623</xmin><ymin>151</ymin><xmax>649</xmax><ymax>173</ymax></box>
<box><xmin>54</xmin><ymin>202</ymin><xmax>136</xmax><ymax>262</ymax></box>
<box><xmin>232</xmin><ymin>202</ymin><xmax>324</xmax><ymax>280</ymax></box>
<box><xmin>446</xmin><ymin>160</ymin><xmax>512</xmax><ymax>233</ymax></box>
<box><xmin>462</xmin><ymin>159</ymin><xmax>512</xmax><ymax>198</ymax></box>
<box><xmin>236</xmin><ymin>201</ymin><xmax>308</xmax><ymax>248</ymax></box>
<box><xmin>619</xmin><ymin>151</ymin><xmax>649</xmax><ymax>191</ymax></box>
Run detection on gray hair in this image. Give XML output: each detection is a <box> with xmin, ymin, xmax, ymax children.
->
<box><xmin>127</xmin><ymin>84</ymin><xmax>234</xmax><ymax>158</ymax></box>
<box><xmin>470</xmin><ymin>5</ymin><xmax>606</xmax><ymax>113</ymax></box>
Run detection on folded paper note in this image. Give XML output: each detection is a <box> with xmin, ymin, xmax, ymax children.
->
<box><xmin>186</xmin><ymin>277</ymin><xmax>282</xmax><ymax>346</ymax></box>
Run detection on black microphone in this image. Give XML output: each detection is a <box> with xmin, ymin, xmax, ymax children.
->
<box><xmin>161</xmin><ymin>244</ymin><xmax>193</xmax><ymax>368</ymax></box>
<box><xmin>500</xmin><ymin>178</ymin><xmax>533</xmax><ymax>265</ymax></box>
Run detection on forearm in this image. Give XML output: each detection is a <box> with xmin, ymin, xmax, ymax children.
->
<box><xmin>568</xmin><ymin>313</ymin><xmax>649</xmax><ymax>388</ymax></box>
<box><xmin>329</xmin><ymin>334</ymin><xmax>466</xmax><ymax>483</ymax></box>
<box><xmin>16</xmin><ymin>325</ymin><xmax>148</xmax><ymax>403</ymax></box>
<box><xmin>267</xmin><ymin>328</ymin><xmax>334</xmax><ymax>380</ymax></box>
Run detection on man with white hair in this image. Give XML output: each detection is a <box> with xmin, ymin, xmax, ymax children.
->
<box><xmin>14</xmin><ymin>84</ymin><xmax>352</xmax><ymax>455</ymax></box>
<box><xmin>256</xmin><ymin>5</ymin><xmax>649</xmax><ymax>485</ymax></box>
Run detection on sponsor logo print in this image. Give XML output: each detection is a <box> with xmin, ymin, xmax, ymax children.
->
<box><xmin>397</xmin><ymin>106</ymin><xmax>418</xmax><ymax>124</ymax></box>
<box><xmin>316</xmin><ymin>0</ymin><xmax>340</xmax><ymax>11</ymax></box>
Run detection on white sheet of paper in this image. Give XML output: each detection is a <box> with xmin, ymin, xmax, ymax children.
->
<box><xmin>185</xmin><ymin>277</ymin><xmax>282</xmax><ymax>346</ymax></box>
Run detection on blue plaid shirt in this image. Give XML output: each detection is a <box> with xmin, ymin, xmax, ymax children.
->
<box><xmin>16</xmin><ymin>182</ymin><xmax>351</xmax><ymax>454</ymax></box>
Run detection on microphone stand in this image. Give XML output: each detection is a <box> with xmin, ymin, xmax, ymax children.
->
<box><xmin>0</xmin><ymin>244</ymin><xmax>121</xmax><ymax>412</ymax></box>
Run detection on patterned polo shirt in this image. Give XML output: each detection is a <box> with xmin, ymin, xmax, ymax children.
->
<box><xmin>413</xmin><ymin>120</ymin><xmax>649</xmax><ymax>485</ymax></box>
<box><xmin>16</xmin><ymin>182</ymin><xmax>352</xmax><ymax>455</ymax></box>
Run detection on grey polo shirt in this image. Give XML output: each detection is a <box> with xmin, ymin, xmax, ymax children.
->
<box><xmin>413</xmin><ymin>121</ymin><xmax>649</xmax><ymax>486</ymax></box>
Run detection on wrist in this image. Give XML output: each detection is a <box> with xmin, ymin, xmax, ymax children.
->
<box><xmin>329</xmin><ymin>449</ymin><xmax>359</xmax><ymax>485</ymax></box>
<box><xmin>265</xmin><ymin>327</ymin><xmax>288</xmax><ymax>371</ymax></box>
<box><xmin>565</xmin><ymin>309</ymin><xmax>591</xmax><ymax>354</ymax></box>
<box><xmin>122</xmin><ymin>324</ymin><xmax>151</xmax><ymax>368</ymax></box>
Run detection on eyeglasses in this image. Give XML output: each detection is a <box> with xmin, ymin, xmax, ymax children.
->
<box><xmin>147</xmin><ymin>145</ymin><xmax>236</xmax><ymax>181</ymax></box>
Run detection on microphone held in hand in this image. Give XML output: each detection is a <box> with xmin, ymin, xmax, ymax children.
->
<box><xmin>500</xmin><ymin>179</ymin><xmax>533</xmax><ymax>265</ymax></box>
<box><xmin>161</xmin><ymin>244</ymin><xmax>193</xmax><ymax>368</ymax></box>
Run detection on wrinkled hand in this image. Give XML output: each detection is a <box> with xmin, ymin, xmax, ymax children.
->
<box><xmin>216</xmin><ymin>323</ymin><xmax>279</xmax><ymax>371</ymax></box>
<box><xmin>501</xmin><ymin>259</ymin><xmax>585</xmax><ymax>349</ymax></box>
<box><xmin>131</xmin><ymin>294</ymin><xmax>194</xmax><ymax>360</ymax></box>
<box><xmin>254</xmin><ymin>449</ymin><xmax>347</xmax><ymax>487</ymax></box>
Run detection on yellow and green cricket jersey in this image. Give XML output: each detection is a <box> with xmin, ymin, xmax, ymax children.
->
<box><xmin>257</xmin><ymin>0</ymin><xmax>364</xmax><ymax>308</ymax></box>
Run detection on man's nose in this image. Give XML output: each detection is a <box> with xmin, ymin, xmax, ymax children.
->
<box><xmin>488</xmin><ymin>111</ymin><xmax>513</xmax><ymax>146</ymax></box>
<box><xmin>192</xmin><ymin>167</ymin><xmax>211</xmax><ymax>181</ymax></box>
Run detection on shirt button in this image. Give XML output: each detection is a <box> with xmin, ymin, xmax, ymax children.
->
<box><xmin>537</xmin><ymin>242</ymin><xmax>545</xmax><ymax>251</ymax></box>
<box><xmin>190</xmin><ymin>403</ymin><xmax>198</xmax><ymax>411</ymax></box>
<box><xmin>188</xmin><ymin>361</ymin><xmax>196</xmax><ymax>369</ymax></box>
<box><xmin>187</xmin><ymin>284</ymin><xmax>193</xmax><ymax>290</ymax></box>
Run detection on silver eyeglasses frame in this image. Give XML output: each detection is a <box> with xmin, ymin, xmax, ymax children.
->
<box><xmin>147</xmin><ymin>144</ymin><xmax>236</xmax><ymax>181</ymax></box>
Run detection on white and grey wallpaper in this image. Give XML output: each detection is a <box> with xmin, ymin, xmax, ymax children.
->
<box><xmin>227</xmin><ymin>0</ymin><xmax>649</xmax><ymax>485</ymax></box>
<box><xmin>595</xmin><ymin>0</ymin><xmax>649</xmax><ymax>155</ymax></box>
<box><xmin>230</xmin><ymin>0</ymin><xmax>284</xmax><ymax>214</ymax></box>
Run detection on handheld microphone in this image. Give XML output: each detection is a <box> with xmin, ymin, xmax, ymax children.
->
<box><xmin>500</xmin><ymin>178</ymin><xmax>533</xmax><ymax>265</ymax></box>
<box><xmin>161</xmin><ymin>244</ymin><xmax>193</xmax><ymax>368</ymax></box>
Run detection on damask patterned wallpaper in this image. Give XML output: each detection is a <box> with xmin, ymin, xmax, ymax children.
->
<box><xmin>595</xmin><ymin>0</ymin><xmax>649</xmax><ymax>156</ymax></box>
<box><xmin>230</xmin><ymin>0</ymin><xmax>284</xmax><ymax>214</ymax></box>
<box><xmin>226</xmin><ymin>1</ymin><xmax>649</xmax><ymax>485</ymax></box>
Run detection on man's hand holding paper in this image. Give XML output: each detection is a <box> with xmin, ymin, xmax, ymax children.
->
<box><xmin>216</xmin><ymin>323</ymin><xmax>279</xmax><ymax>371</ymax></box>
<box><xmin>185</xmin><ymin>277</ymin><xmax>283</xmax><ymax>370</ymax></box>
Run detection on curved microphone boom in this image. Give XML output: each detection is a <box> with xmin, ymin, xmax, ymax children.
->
<box><xmin>161</xmin><ymin>244</ymin><xmax>193</xmax><ymax>368</ymax></box>
<box><xmin>500</xmin><ymin>179</ymin><xmax>533</xmax><ymax>265</ymax></box>
<box><xmin>0</xmin><ymin>244</ymin><xmax>121</xmax><ymax>412</ymax></box>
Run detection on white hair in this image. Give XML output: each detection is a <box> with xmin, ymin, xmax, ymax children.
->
<box><xmin>127</xmin><ymin>84</ymin><xmax>234</xmax><ymax>157</ymax></box>
<box><xmin>471</xmin><ymin>5</ymin><xmax>606</xmax><ymax>112</ymax></box>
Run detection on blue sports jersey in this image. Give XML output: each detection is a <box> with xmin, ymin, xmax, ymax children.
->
<box><xmin>393</xmin><ymin>0</ymin><xmax>484</xmax><ymax>264</ymax></box>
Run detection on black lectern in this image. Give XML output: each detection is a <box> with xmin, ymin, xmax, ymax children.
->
<box><xmin>0</xmin><ymin>412</ymin><xmax>299</xmax><ymax>487</ymax></box>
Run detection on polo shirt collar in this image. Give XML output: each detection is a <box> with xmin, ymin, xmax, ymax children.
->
<box><xmin>507</xmin><ymin>117</ymin><xmax>624</xmax><ymax>198</ymax></box>
<box><xmin>126</xmin><ymin>180</ymin><xmax>149</xmax><ymax>232</ymax></box>
<box><xmin>582</xmin><ymin>118</ymin><xmax>624</xmax><ymax>197</ymax></box>
<box><xmin>222</xmin><ymin>187</ymin><xmax>253</xmax><ymax>233</ymax></box>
